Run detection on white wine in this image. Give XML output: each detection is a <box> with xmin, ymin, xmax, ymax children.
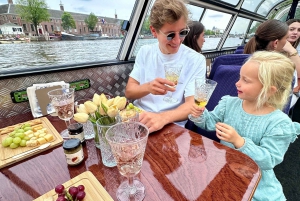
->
<box><xmin>194</xmin><ymin>98</ymin><xmax>207</xmax><ymax>107</ymax></box>
<box><xmin>166</xmin><ymin>75</ymin><xmax>179</xmax><ymax>87</ymax></box>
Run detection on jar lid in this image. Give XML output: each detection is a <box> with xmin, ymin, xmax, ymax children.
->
<box><xmin>63</xmin><ymin>138</ymin><xmax>81</xmax><ymax>150</ymax></box>
<box><xmin>68</xmin><ymin>123</ymin><xmax>83</xmax><ymax>133</ymax></box>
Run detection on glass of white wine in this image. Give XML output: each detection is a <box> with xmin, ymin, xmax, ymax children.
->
<box><xmin>106</xmin><ymin>122</ymin><xmax>149</xmax><ymax>201</ymax></box>
<box><xmin>188</xmin><ymin>78</ymin><xmax>217</xmax><ymax>123</ymax></box>
<box><xmin>163</xmin><ymin>63</ymin><xmax>183</xmax><ymax>103</ymax></box>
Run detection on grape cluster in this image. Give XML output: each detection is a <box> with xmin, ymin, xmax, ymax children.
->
<box><xmin>1</xmin><ymin>123</ymin><xmax>32</xmax><ymax>149</ymax></box>
<box><xmin>55</xmin><ymin>184</ymin><xmax>86</xmax><ymax>201</ymax></box>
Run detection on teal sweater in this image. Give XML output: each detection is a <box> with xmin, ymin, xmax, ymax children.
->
<box><xmin>195</xmin><ymin>96</ymin><xmax>300</xmax><ymax>201</ymax></box>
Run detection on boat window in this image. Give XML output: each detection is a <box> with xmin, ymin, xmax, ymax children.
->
<box><xmin>186</xmin><ymin>4</ymin><xmax>204</xmax><ymax>21</ymax></box>
<box><xmin>201</xmin><ymin>9</ymin><xmax>231</xmax><ymax>50</ymax></box>
<box><xmin>257</xmin><ymin>0</ymin><xmax>285</xmax><ymax>16</ymax></box>
<box><xmin>242</xmin><ymin>0</ymin><xmax>263</xmax><ymax>12</ymax></box>
<box><xmin>245</xmin><ymin>21</ymin><xmax>262</xmax><ymax>43</ymax></box>
<box><xmin>219</xmin><ymin>0</ymin><xmax>240</xmax><ymax>6</ymax></box>
<box><xmin>0</xmin><ymin>0</ymin><xmax>136</xmax><ymax>73</ymax></box>
<box><xmin>223</xmin><ymin>17</ymin><xmax>250</xmax><ymax>48</ymax></box>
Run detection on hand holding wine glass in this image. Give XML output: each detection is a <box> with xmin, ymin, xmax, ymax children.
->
<box><xmin>48</xmin><ymin>88</ymin><xmax>75</xmax><ymax>139</ymax></box>
<box><xmin>163</xmin><ymin>63</ymin><xmax>183</xmax><ymax>103</ymax></box>
<box><xmin>106</xmin><ymin>122</ymin><xmax>149</xmax><ymax>201</ymax></box>
<box><xmin>188</xmin><ymin>78</ymin><xmax>217</xmax><ymax>123</ymax></box>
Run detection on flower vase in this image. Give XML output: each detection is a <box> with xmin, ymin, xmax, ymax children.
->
<box><xmin>95</xmin><ymin>117</ymin><xmax>117</xmax><ymax>167</ymax></box>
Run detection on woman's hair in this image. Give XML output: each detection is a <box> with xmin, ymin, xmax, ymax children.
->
<box><xmin>286</xmin><ymin>19</ymin><xmax>300</xmax><ymax>48</ymax></box>
<box><xmin>246</xmin><ymin>51</ymin><xmax>295</xmax><ymax>110</ymax></box>
<box><xmin>150</xmin><ymin>0</ymin><xmax>189</xmax><ymax>30</ymax></box>
<box><xmin>183</xmin><ymin>21</ymin><xmax>205</xmax><ymax>52</ymax></box>
<box><xmin>244</xmin><ymin>20</ymin><xmax>288</xmax><ymax>54</ymax></box>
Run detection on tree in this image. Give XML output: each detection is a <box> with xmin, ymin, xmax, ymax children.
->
<box><xmin>141</xmin><ymin>16</ymin><xmax>151</xmax><ymax>35</ymax></box>
<box><xmin>61</xmin><ymin>12</ymin><xmax>76</xmax><ymax>33</ymax></box>
<box><xmin>15</xmin><ymin>0</ymin><xmax>50</xmax><ymax>36</ymax></box>
<box><xmin>84</xmin><ymin>13</ymin><xmax>98</xmax><ymax>31</ymax></box>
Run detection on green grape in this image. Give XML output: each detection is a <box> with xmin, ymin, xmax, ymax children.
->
<box><xmin>24</xmin><ymin>123</ymin><xmax>31</xmax><ymax>127</ymax></box>
<box><xmin>20</xmin><ymin>140</ymin><xmax>27</xmax><ymax>147</ymax></box>
<box><xmin>2</xmin><ymin>137</ymin><xmax>13</xmax><ymax>147</ymax></box>
<box><xmin>13</xmin><ymin>137</ymin><xmax>21</xmax><ymax>144</ymax></box>
<box><xmin>23</xmin><ymin>136</ymin><xmax>30</xmax><ymax>141</ymax></box>
<box><xmin>24</xmin><ymin>127</ymin><xmax>32</xmax><ymax>131</ymax></box>
<box><xmin>10</xmin><ymin>142</ymin><xmax>19</xmax><ymax>149</ymax></box>
<box><xmin>17</xmin><ymin>129</ymin><xmax>24</xmax><ymax>133</ymax></box>
<box><xmin>15</xmin><ymin>133</ymin><xmax>25</xmax><ymax>139</ymax></box>
<box><xmin>14</xmin><ymin>126</ymin><xmax>20</xmax><ymax>131</ymax></box>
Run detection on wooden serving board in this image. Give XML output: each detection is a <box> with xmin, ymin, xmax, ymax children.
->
<box><xmin>34</xmin><ymin>171</ymin><xmax>114</xmax><ymax>201</ymax></box>
<box><xmin>0</xmin><ymin>117</ymin><xmax>63</xmax><ymax>169</ymax></box>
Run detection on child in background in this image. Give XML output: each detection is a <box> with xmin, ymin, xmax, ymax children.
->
<box><xmin>190</xmin><ymin>51</ymin><xmax>300</xmax><ymax>201</ymax></box>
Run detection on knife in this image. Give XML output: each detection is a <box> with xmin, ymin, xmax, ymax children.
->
<box><xmin>12</xmin><ymin>143</ymin><xmax>51</xmax><ymax>159</ymax></box>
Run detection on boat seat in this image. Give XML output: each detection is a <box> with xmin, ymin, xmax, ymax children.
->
<box><xmin>208</xmin><ymin>54</ymin><xmax>250</xmax><ymax>79</ymax></box>
<box><xmin>234</xmin><ymin>49</ymin><xmax>244</xmax><ymax>54</ymax></box>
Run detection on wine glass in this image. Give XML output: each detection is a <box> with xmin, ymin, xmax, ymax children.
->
<box><xmin>48</xmin><ymin>88</ymin><xmax>75</xmax><ymax>139</ymax></box>
<box><xmin>163</xmin><ymin>63</ymin><xmax>183</xmax><ymax>103</ymax></box>
<box><xmin>188</xmin><ymin>78</ymin><xmax>217</xmax><ymax>123</ymax></box>
<box><xmin>106</xmin><ymin>122</ymin><xmax>149</xmax><ymax>201</ymax></box>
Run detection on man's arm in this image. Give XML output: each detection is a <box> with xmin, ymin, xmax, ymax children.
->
<box><xmin>139</xmin><ymin>96</ymin><xmax>194</xmax><ymax>133</ymax></box>
<box><xmin>125</xmin><ymin>77</ymin><xmax>176</xmax><ymax>100</ymax></box>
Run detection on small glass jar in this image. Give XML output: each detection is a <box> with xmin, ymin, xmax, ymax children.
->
<box><xmin>63</xmin><ymin>138</ymin><xmax>84</xmax><ymax>166</ymax></box>
<box><xmin>68</xmin><ymin>123</ymin><xmax>85</xmax><ymax>143</ymax></box>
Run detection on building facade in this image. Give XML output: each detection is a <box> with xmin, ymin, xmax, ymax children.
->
<box><xmin>0</xmin><ymin>0</ymin><xmax>123</xmax><ymax>37</ymax></box>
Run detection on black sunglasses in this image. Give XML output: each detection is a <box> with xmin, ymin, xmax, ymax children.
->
<box><xmin>159</xmin><ymin>28</ymin><xmax>190</xmax><ymax>41</ymax></box>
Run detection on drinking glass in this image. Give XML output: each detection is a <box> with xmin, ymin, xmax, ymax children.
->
<box><xmin>163</xmin><ymin>63</ymin><xmax>183</xmax><ymax>103</ymax></box>
<box><xmin>48</xmin><ymin>88</ymin><xmax>75</xmax><ymax>139</ymax></box>
<box><xmin>106</xmin><ymin>122</ymin><xmax>149</xmax><ymax>201</ymax></box>
<box><xmin>117</xmin><ymin>108</ymin><xmax>139</xmax><ymax>122</ymax></box>
<box><xmin>188</xmin><ymin>78</ymin><xmax>217</xmax><ymax>123</ymax></box>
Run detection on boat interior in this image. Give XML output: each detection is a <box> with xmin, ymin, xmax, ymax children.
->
<box><xmin>0</xmin><ymin>0</ymin><xmax>300</xmax><ymax>200</ymax></box>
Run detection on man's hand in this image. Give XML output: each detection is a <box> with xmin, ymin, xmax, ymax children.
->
<box><xmin>215</xmin><ymin>122</ymin><xmax>244</xmax><ymax>148</ymax></box>
<box><xmin>139</xmin><ymin>111</ymin><xmax>168</xmax><ymax>133</ymax></box>
<box><xmin>148</xmin><ymin>78</ymin><xmax>176</xmax><ymax>95</ymax></box>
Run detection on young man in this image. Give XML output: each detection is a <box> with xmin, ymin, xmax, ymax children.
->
<box><xmin>125</xmin><ymin>0</ymin><xmax>206</xmax><ymax>133</ymax></box>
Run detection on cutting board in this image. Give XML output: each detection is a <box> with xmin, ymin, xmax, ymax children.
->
<box><xmin>34</xmin><ymin>171</ymin><xmax>114</xmax><ymax>201</ymax></box>
<box><xmin>0</xmin><ymin>117</ymin><xmax>63</xmax><ymax>169</ymax></box>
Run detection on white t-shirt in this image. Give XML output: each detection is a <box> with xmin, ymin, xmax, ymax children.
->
<box><xmin>130</xmin><ymin>43</ymin><xmax>206</xmax><ymax>126</ymax></box>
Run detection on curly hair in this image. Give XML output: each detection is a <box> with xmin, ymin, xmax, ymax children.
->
<box><xmin>150</xmin><ymin>0</ymin><xmax>189</xmax><ymax>31</ymax></box>
<box><xmin>246</xmin><ymin>51</ymin><xmax>295</xmax><ymax>110</ymax></box>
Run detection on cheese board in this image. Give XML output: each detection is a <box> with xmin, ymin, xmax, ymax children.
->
<box><xmin>0</xmin><ymin>117</ymin><xmax>63</xmax><ymax>168</ymax></box>
<box><xmin>34</xmin><ymin>171</ymin><xmax>114</xmax><ymax>201</ymax></box>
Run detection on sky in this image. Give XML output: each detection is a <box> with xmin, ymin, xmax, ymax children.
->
<box><xmin>0</xmin><ymin>0</ymin><xmax>136</xmax><ymax>20</ymax></box>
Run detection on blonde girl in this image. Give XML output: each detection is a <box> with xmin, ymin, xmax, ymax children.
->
<box><xmin>191</xmin><ymin>51</ymin><xmax>300</xmax><ymax>201</ymax></box>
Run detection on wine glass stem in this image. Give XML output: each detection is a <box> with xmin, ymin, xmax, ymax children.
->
<box><xmin>64</xmin><ymin>119</ymin><xmax>71</xmax><ymax>128</ymax></box>
<box><xmin>128</xmin><ymin>176</ymin><xmax>136</xmax><ymax>195</ymax></box>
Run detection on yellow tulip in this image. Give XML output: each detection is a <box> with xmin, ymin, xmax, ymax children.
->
<box><xmin>100</xmin><ymin>93</ymin><xmax>108</xmax><ymax>104</ymax></box>
<box><xmin>84</xmin><ymin>101</ymin><xmax>97</xmax><ymax>113</ymax></box>
<box><xmin>106</xmin><ymin>98</ymin><xmax>114</xmax><ymax>107</ymax></box>
<box><xmin>92</xmin><ymin>93</ymin><xmax>101</xmax><ymax>106</ymax></box>
<box><xmin>113</xmin><ymin>96</ymin><xmax>120</xmax><ymax>104</ymax></box>
<box><xmin>99</xmin><ymin>102</ymin><xmax>108</xmax><ymax>115</ymax></box>
<box><xmin>107</xmin><ymin>105</ymin><xmax>118</xmax><ymax>118</ymax></box>
<box><xmin>73</xmin><ymin>113</ymin><xmax>89</xmax><ymax>123</ymax></box>
<box><xmin>115</xmin><ymin>97</ymin><xmax>127</xmax><ymax>110</ymax></box>
<box><xmin>76</xmin><ymin>104</ymin><xmax>88</xmax><ymax>114</ymax></box>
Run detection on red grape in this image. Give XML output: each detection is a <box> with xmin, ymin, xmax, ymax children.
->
<box><xmin>68</xmin><ymin>186</ymin><xmax>79</xmax><ymax>198</ymax></box>
<box><xmin>56</xmin><ymin>197</ymin><xmax>67</xmax><ymax>201</ymax></box>
<box><xmin>77</xmin><ymin>185</ymin><xmax>85</xmax><ymax>192</ymax></box>
<box><xmin>55</xmin><ymin>184</ymin><xmax>65</xmax><ymax>194</ymax></box>
<box><xmin>76</xmin><ymin>191</ymin><xmax>86</xmax><ymax>200</ymax></box>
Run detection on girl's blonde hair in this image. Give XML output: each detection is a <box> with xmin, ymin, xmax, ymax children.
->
<box><xmin>247</xmin><ymin>51</ymin><xmax>295</xmax><ymax>110</ymax></box>
<box><xmin>150</xmin><ymin>0</ymin><xmax>189</xmax><ymax>30</ymax></box>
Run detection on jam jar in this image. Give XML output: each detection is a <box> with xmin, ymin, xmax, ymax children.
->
<box><xmin>68</xmin><ymin>123</ymin><xmax>85</xmax><ymax>143</ymax></box>
<box><xmin>63</xmin><ymin>138</ymin><xmax>84</xmax><ymax>166</ymax></box>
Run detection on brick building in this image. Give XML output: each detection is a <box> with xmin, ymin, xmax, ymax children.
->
<box><xmin>0</xmin><ymin>0</ymin><xmax>123</xmax><ymax>37</ymax></box>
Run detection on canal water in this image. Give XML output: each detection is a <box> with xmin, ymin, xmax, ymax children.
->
<box><xmin>0</xmin><ymin>38</ymin><xmax>243</xmax><ymax>71</ymax></box>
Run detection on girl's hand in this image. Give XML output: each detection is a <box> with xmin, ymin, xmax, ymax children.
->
<box><xmin>190</xmin><ymin>103</ymin><xmax>205</xmax><ymax>118</ymax></box>
<box><xmin>215</xmin><ymin>122</ymin><xmax>244</xmax><ymax>148</ymax></box>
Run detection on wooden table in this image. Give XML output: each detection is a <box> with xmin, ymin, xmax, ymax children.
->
<box><xmin>0</xmin><ymin>115</ymin><xmax>261</xmax><ymax>201</ymax></box>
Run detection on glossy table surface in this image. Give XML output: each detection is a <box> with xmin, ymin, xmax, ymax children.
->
<box><xmin>0</xmin><ymin>115</ymin><xmax>261</xmax><ymax>201</ymax></box>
